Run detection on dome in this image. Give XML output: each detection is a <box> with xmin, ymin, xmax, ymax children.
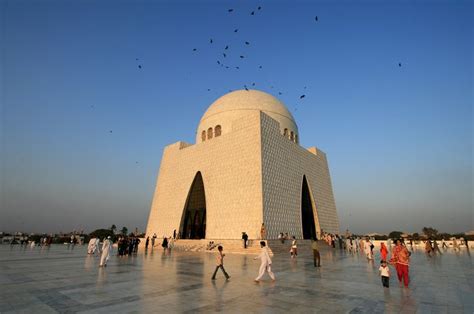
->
<box><xmin>196</xmin><ymin>89</ymin><xmax>299</xmax><ymax>143</ymax></box>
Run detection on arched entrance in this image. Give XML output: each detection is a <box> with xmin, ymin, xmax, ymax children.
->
<box><xmin>301</xmin><ymin>175</ymin><xmax>317</xmax><ymax>239</ymax></box>
<box><xmin>180</xmin><ymin>172</ymin><xmax>206</xmax><ymax>239</ymax></box>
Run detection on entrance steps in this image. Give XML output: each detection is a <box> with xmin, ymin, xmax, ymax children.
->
<box><xmin>165</xmin><ymin>239</ymin><xmax>319</xmax><ymax>255</ymax></box>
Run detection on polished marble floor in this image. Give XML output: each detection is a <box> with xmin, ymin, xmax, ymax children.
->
<box><xmin>0</xmin><ymin>243</ymin><xmax>472</xmax><ymax>313</ymax></box>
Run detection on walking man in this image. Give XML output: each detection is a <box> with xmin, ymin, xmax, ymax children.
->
<box><xmin>211</xmin><ymin>246</ymin><xmax>230</xmax><ymax>280</ymax></box>
<box><xmin>254</xmin><ymin>241</ymin><xmax>275</xmax><ymax>282</ymax></box>
<box><xmin>242</xmin><ymin>232</ymin><xmax>248</xmax><ymax>249</ymax></box>
<box><xmin>99</xmin><ymin>236</ymin><xmax>112</xmax><ymax>267</ymax></box>
<box><xmin>312</xmin><ymin>238</ymin><xmax>321</xmax><ymax>267</ymax></box>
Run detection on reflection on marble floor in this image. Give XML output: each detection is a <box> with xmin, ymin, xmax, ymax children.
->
<box><xmin>0</xmin><ymin>244</ymin><xmax>472</xmax><ymax>313</ymax></box>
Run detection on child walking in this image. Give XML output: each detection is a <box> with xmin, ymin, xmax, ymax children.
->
<box><xmin>211</xmin><ymin>246</ymin><xmax>230</xmax><ymax>280</ymax></box>
<box><xmin>379</xmin><ymin>260</ymin><xmax>390</xmax><ymax>288</ymax></box>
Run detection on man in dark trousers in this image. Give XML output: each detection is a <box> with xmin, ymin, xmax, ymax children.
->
<box><xmin>312</xmin><ymin>238</ymin><xmax>321</xmax><ymax>267</ymax></box>
<box><xmin>242</xmin><ymin>232</ymin><xmax>249</xmax><ymax>249</ymax></box>
<box><xmin>211</xmin><ymin>246</ymin><xmax>230</xmax><ymax>280</ymax></box>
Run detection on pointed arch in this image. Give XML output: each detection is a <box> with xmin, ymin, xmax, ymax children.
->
<box><xmin>301</xmin><ymin>175</ymin><xmax>319</xmax><ymax>239</ymax></box>
<box><xmin>179</xmin><ymin>172</ymin><xmax>207</xmax><ymax>239</ymax></box>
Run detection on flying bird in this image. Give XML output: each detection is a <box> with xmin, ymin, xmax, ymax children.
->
<box><xmin>234</xmin><ymin>29</ymin><xmax>238</xmax><ymax>33</ymax></box>
<box><xmin>109</xmin><ymin>130</ymin><xmax>113</xmax><ymax>133</ymax></box>
<box><xmin>223</xmin><ymin>53</ymin><xmax>226</xmax><ymax>58</ymax></box>
<box><xmin>259</xmin><ymin>65</ymin><xmax>262</xmax><ymax>69</ymax></box>
<box><xmin>244</xmin><ymin>85</ymin><xmax>249</xmax><ymax>91</ymax></box>
<box><xmin>251</xmin><ymin>11</ymin><xmax>255</xmax><ymax>15</ymax></box>
<box><xmin>207</xmin><ymin>89</ymin><xmax>211</xmax><ymax>91</ymax></box>
<box><xmin>225</xmin><ymin>45</ymin><xmax>229</xmax><ymax>50</ymax></box>
<box><xmin>258</xmin><ymin>6</ymin><xmax>262</xmax><ymax>10</ymax></box>
<box><xmin>245</xmin><ymin>41</ymin><xmax>250</xmax><ymax>45</ymax></box>
<box><xmin>193</xmin><ymin>48</ymin><xmax>197</xmax><ymax>51</ymax></box>
<box><xmin>235</xmin><ymin>66</ymin><xmax>240</xmax><ymax>69</ymax></box>
<box><xmin>398</xmin><ymin>62</ymin><xmax>402</xmax><ymax>67</ymax></box>
<box><xmin>225</xmin><ymin>66</ymin><xmax>229</xmax><ymax>69</ymax></box>
<box><xmin>315</xmin><ymin>16</ymin><xmax>318</xmax><ymax>21</ymax></box>
<box><xmin>210</xmin><ymin>38</ymin><xmax>213</xmax><ymax>44</ymax></box>
<box><xmin>240</xmin><ymin>55</ymin><xmax>245</xmax><ymax>58</ymax></box>
<box><xmin>252</xmin><ymin>82</ymin><xmax>255</xmax><ymax>86</ymax></box>
<box><xmin>228</xmin><ymin>9</ymin><xmax>233</xmax><ymax>12</ymax></box>
<box><xmin>138</xmin><ymin>65</ymin><xmax>142</xmax><ymax>69</ymax></box>
<box><xmin>278</xmin><ymin>92</ymin><xmax>282</xmax><ymax>95</ymax></box>
<box><xmin>135</xmin><ymin>58</ymin><xmax>139</xmax><ymax>61</ymax></box>
<box><xmin>300</xmin><ymin>95</ymin><xmax>306</xmax><ymax>99</ymax></box>
<box><xmin>217</xmin><ymin>60</ymin><xmax>221</xmax><ymax>65</ymax></box>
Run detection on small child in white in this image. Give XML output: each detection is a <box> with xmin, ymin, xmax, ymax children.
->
<box><xmin>379</xmin><ymin>260</ymin><xmax>390</xmax><ymax>288</ymax></box>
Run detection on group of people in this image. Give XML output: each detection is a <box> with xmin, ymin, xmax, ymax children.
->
<box><xmin>117</xmin><ymin>236</ymin><xmax>141</xmax><ymax>256</ymax></box>
<box><xmin>144</xmin><ymin>234</ymin><xmax>174</xmax><ymax>252</ymax></box>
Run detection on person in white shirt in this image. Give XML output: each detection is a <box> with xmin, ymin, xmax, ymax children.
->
<box><xmin>379</xmin><ymin>260</ymin><xmax>390</xmax><ymax>287</ymax></box>
<box><xmin>254</xmin><ymin>241</ymin><xmax>275</xmax><ymax>282</ymax></box>
<box><xmin>364</xmin><ymin>237</ymin><xmax>373</xmax><ymax>260</ymax></box>
<box><xmin>99</xmin><ymin>236</ymin><xmax>113</xmax><ymax>267</ymax></box>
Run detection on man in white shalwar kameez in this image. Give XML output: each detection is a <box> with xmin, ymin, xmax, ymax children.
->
<box><xmin>94</xmin><ymin>238</ymin><xmax>101</xmax><ymax>254</ymax></box>
<box><xmin>99</xmin><ymin>236</ymin><xmax>112</xmax><ymax>267</ymax></box>
<box><xmin>254</xmin><ymin>241</ymin><xmax>275</xmax><ymax>282</ymax></box>
<box><xmin>87</xmin><ymin>237</ymin><xmax>96</xmax><ymax>254</ymax></box>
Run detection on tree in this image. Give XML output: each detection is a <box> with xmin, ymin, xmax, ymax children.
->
<box><xmin>422</xmin><ymin>227</ymin><xmax>438</xmax><ymax>239</ymax></box>
<box><xmin>412</xmin><ymin>233</ymin><xmax>420</xmax><ymax>240</ymax></box>
<box><xmin>121</xmin><ymin>227</ymin><xmax>128</xmax><ymax>236</ymax></box>
<box><xmin>388</xmin><ymin>231</ymin><xmax>403</xmax><ymax>239</ymax></box>
<box><xmin>90</xmin><ymin>229</ymin><xmax>114</xmax><ymax>240</ymax></box>
<box><xmin>110</xmin><ymin>224</ymin><xmax>117</xmax><ymax>234</ymax></box>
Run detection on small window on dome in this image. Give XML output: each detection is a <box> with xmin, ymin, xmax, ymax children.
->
<box><xmin>207</xmin><ymin>128</ymin><xmax>213</xmax><ymax>140</ymax></box>
<box><xmin>215</xmin><ymin>125</ymin><xmax>222</xmax><ymax>137</ymax></box>
<box><xmin>290</xmin><ymin>131</ymin><xmax>294</xmax><ymax>141</ymax></box>
<box><xmin>295</xmin><ymin>134</ymin><xmax>298</xmax><ymax>144</ymax></box>
<box><xmin>201</xmin><ymin>130</ymin><xmax>206</xmax><ymax>142</ymax></box>
<box><xmin>283</xmin><ymin>128</ymin><xmax>288</xmax><ymax>137</ymax></box>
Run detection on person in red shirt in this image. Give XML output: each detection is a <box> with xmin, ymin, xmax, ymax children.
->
<box><xmin>380</xmin><ymin>242</ymin><xmax>388</xmax><ymax>261</ymax></box>
<box><xmin>390</xmin><ymin>239</ymin><xmax>410</xmax><ymax>287</ymax></box>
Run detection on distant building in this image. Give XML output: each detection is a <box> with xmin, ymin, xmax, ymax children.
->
<box><xmin>146</xmin><ymin>90</ymin><xmax>340</xmax><ymax>239</ymax></box>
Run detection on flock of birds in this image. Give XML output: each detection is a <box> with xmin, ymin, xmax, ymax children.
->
<box><xmin>118</xmin><ymin>5</ymin><xmax>403</xmax><ymax>145</ymax></box>
<box><xmin>186</xmin><ymin>6</ymin><xmax>316</xmax><ymax>108</ymax></box>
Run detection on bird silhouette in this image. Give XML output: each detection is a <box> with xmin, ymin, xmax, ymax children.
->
<box><xmin>223</xmin><ymin>53</ymin><xmax>226</xmax><ymax>58</ymax></box>
<box><xmin>240</xmin><ymin>55</ymin><xmax>245</xmax><ymax>58</ymax></box>
<box><xmin>245</xmin><ymin>41</ymin><xmax>250</xmax><ymax>45</ymax></box>
<box><xmin>234</xmin><ymin>29</ymin><xmax>238</xmax><ymax>33</ymax></box>
<box><xmin>259</xmin><ymin>65</ymin><xmax>262</xmax><ymax>69</ymax></box>
<box><xmin>252</xmin><ymin>82</ymin><xmax>255</xmax><ymax>86</ymax></box>
<box><xmin>193</xmin><ymin>48</ymin><xmax>197</xmax><ymax>51</ymax></box>
<box><xmin>138</xmin><ymin>65</ymin><xmax>142</xmax><ymax>69</ymax></box>
<box><xmin>300</xmin><ymin>95</ymin><xmax>306</xmax><ymax>99</ymax></box>
<box><xmin>251</xmin><ymin>11</ymin><xmax>255</xmax><ymax>15</ymax></box>
<box><xmin>399</xmin><ymin>62</ymin><xmax>402</xmax><ymax>67</ymax></box>
<box><xmin>315</xmin><ymin>16</ymin><xmax>318</xmax><ymax>21</ymax></box>
<box><xmin>217</xmin><ymin>60</ymin><xmax>221</xmax><ymax>65</ymax></box>
<box><xmin>258</xmin><ymin>6</ymin><xmax>262</xmax><ymax>10</ymax></box>
<box><xmin>207</xmin><ymin>89</ymin><xmax>211</xmax><ymax>91</ymax></box>
<box><xmin>278</xmin><ymin>92</ymin><xmax>282</xmax><ymax>95</ymax></box>
<box><xmin>210</xmin><ymin>38</ymin><xmax>213</xmax><ymax>44</ymax></box>
<box><xmin>228</xmin><ymin>9</ymin><xmax>233</xmax><ymax>12</ymax></box>
<box><xmin>244</xmin><ymin>85</ymin><xmax>249</xmax><ymax>91</ymax></box>
<box><xmin>235</xmin><ymin>66</ymin><xmax>240</xmax><ymax>69</ymax></box>
<box><xmin>225</xmin><ymin>45</ymin><xmax>229</xmax><ymax>50</ymax></box>
<box><xmin>109</xmin><ymin>130</ymin><xmax>113</xmax><ymax>133</ymax></box>
<box><xmin>135</xmin><ymin>58</ymin><xmax>139</xmax><ymax>61</ymax></box>
<box><xmin>225</xmin><ymin>66</ymin><xmax>229</xmax><ymax>69</ymax></box>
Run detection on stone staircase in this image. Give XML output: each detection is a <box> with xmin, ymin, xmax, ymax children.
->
<box><xmin>166</xmin><ymin>239</ymin><xmax>319</xmax><ymax>256</ymax></box>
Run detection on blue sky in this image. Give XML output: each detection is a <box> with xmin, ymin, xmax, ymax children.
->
<box><xmin>1</xmin><ymin>0</ymin><xmax>472</xmax><ymax>235</ymax></box>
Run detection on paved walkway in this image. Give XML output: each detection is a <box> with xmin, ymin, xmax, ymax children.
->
<box><xmin>0</xmin><ymin>244</ymin><xmax>472</xmax><ymax>313</ymax></box>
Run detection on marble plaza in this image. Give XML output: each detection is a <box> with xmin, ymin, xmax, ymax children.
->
<box><xmin>0</xmin><ymin>244</ymin><xmax>472</xmax><ymax>313</ymax></box>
